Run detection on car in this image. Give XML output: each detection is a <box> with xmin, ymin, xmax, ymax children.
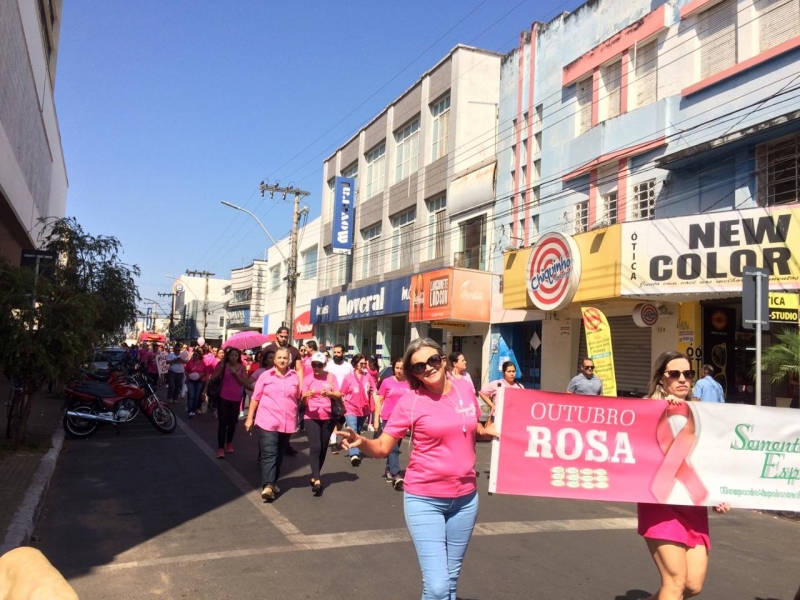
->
<box><xmin>91</xmin><ymin>346</ymin><xmax>128</xmax><ymax>372</ymax></box>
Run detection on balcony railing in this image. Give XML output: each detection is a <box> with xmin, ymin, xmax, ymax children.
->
<box><xmin>454</xmin><ymin>246</ymin><xmax>486</xmax><ymax>271</ymax></box>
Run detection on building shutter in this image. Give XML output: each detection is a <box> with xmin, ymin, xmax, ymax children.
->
<box><xmin>603</xmin><ymin>61</ymin><xmax>622</xmax><ymax>119</ymax></box>
<box><xmin>578</xmin><ymin>316</ymin><xmax>652</xmax><ymax>396</ymax></box>
<box><xmin>699</xmin><ymin>0</ymin><xmax>737</xmax><ymax>80</ymax></box>
<box><xmin>758</xmin><ymin>0</ymin><xmax>800</xmax><ymax>52</ymax></box>
<box><xmin>635</xmin><ymin>40</ymin><xmax>658</xmax><ymax>108</ymax></box>
<box><xmin>576</xmin><ymin>77</ymin><xmax>593</xmax><ymax>134</ymax></box>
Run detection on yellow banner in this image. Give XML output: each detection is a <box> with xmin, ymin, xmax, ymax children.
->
<box><xmin>581</xmin><ymin>307</ymin><xmax>617</xmax><ymax>396</ymax></box>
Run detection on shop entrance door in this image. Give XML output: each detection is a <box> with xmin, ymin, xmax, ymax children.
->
<box><xmin>454</xmin><ymin>335</ymin><xmax>483</xmax><ymax>385</ymax></box>
<box><xmin>390</xmin><ymin>316</ymin><xmax>409</xmax><ymax>361</ymax></box>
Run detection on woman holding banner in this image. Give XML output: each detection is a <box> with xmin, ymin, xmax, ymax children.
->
<box><xmin>338</xmin><ymin>338</ymin><xmax>498</xmax><ymax>600</ymax></box>
<box><xmin>639</xmin><ymin>350</ymin><xmax>730</xmax><ymax>600</ymax></box>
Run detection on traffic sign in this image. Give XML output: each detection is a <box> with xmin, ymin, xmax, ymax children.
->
<box><xmin>742</xmin><ymin>267</ymin><xmax>769</xmax><ymax>331</ymax></box>
<box><xmin>769</xmin><ymin>292</ymin><xmax>799</xmax><ymax>324</ymax></box>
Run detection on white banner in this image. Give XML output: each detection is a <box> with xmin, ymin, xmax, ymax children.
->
<box><xmin>621</xmin><ymin>205</ymin><xmax>800</xmax><ymax>296</ymax></box>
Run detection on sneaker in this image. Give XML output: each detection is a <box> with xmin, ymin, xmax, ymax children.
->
<box><xmin>189</xmin><ymin>412</ymin><xmax>195</xmax><ymax>417</ymax></box>
<box><xmin>216</xmin><ymin>449</ymin><xmax>225</xmax><ymax>459</ymax></box>
<box><xmin>238</xmin><ymin>411</ymin><xmax>245</xmax><ymax>419</ymax></box>
<box><xmin>225</xmin><ymin>443</ymin><xmax>234</xmax><ymax>453</ymax></box>
<box><xmin>392</xmin><ymin>476</ymin><xmax>404</xmax><ymax>491</ymax></box>
<box><xmin>383</xmin><ymin>469</ymin><xmax>392</xmax><ymax>481</ymax></box>
<box><xmin>350</xmin><ymin>455</ymin><xmax>361</xmax><ymax>467</ymax></box>
<box><xmin>261</xmin><ymin>485</ymin><xmax>275</xmax><ymax>502</ymax></box>
<box><xmin>312</xmin><ymin>481</ymin><xmax>322</xmax><ymax>496</ymax></box>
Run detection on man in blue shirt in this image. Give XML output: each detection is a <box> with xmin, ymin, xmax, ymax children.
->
<box><xmin>693</xmin><ymin>364</ymin><xmax>725</xmax><ymax>403</ymax></box>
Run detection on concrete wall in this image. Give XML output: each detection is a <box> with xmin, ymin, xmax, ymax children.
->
<box><xmin>0</xmin><ymin>0</ymin><xmax>68</xmax><ymax>261</ymax></box>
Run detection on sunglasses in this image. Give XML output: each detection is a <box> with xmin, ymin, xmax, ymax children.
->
<box><xmin>311</xmin><ymin>362</ymin><xmax>324</xmax><ymax>369</ymax></box>
<box><xmin>410</xmin><ymin>354</ymin><xmax>444</xmax><ymax>376</ymax></box>
<box><xmin>665</xmin><ymin>369</ymin><xmax>695</xmax><ymax>381</ymax></box>
<box><xmin>583</xmin><ymin>365</ymin><xmax>595</xmax><ymax>370</ymax></box>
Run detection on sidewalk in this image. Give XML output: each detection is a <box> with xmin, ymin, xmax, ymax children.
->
<box><xmin>0</xmin><ymin>379</ymin><xmax>64</xmax><ymax>550</ymax></box>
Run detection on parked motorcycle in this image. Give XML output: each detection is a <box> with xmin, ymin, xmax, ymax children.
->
<box><xmin>62</xmin><ymin>363</ymin><xmax>176</xmax><ymax>438</ymax></box>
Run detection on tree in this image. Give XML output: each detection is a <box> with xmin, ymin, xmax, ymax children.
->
<box><xmin>0</xmin><ymin>217</ymin><xmax>140</xmax><ymax>447</ymax></box>
<box><xmin>758</xmin><ymin>328</ymin><xmax>800</xmax><ymax>383</ymax></box>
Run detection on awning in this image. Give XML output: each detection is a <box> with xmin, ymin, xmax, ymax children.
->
<box><xmin>448</xmin><ymin>160</ymin><xmax>496</xmax><ymax>218</ymax></box>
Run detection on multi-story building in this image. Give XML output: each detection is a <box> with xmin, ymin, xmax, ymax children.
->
<box><xmin>224</xmin><ymin>261</ymin><xmax>268</xmax><ymax>339</ymax></box>
<box><xmin>500</xmin><ymin>0</ymin><xmax>800</xmax><ymax>404</ymax></box>
<box><xmin>169</xmin><ymin>275</ymin><xmax>230</xmax><ymax>344</ymax></box>
<box><xmin>311</xmin><ymin>45</ymin><xmax>501</xmax><ymax>379</ymax></box>
<box><xmin>0</xmin><ymin>0</ymin><xmax>68</xmax><ymax>260</ymax></box>
<box><xmin>262</xmin><ymin>216</ymin><xmax>321</xmax><ymax>343</ymax></box>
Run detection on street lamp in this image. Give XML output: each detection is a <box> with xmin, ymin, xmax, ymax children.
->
<box><xmin>221</xmin><ymin>200</ymin><xmax>294</xmax><ymax>340</ymax></box>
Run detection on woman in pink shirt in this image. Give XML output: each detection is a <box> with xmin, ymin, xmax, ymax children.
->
<box><xmin>184</xmin><ymin>348</ymin><xmax>210</xmax><ymax>417</ymax></box>
<box><xmin>244</xmin><ymin>348</ymin><xmax>300</xmax><ymax>502</ymax></box>
<box><xmin>339</xmin><ymin>354</ymin><xmax>375</xmax><ymax>468</ymax></box>
<box><xmin>300</xmin><ymin>352</ymin><xmax>342</xmax><ymax>495</ymax></box>
<box><xmin>479</xmin><ymin>361</ymin><xmax>523</xmax><ymax>415</ymax></box>
<box><xmin>340</xmin><ymin>338</ymin><xmax>498</xmax><ymax>600</ymax></box>
<box><xmin>206</xmin><ymin>347</ymin><xmax>249</xmax><ymax>458</ymax></box>
<box><xmin>374</xmin><ymin>356</ymin><xmax>410</xmax><ymax>489</ymax></box>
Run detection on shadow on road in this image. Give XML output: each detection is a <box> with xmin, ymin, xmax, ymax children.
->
<box><xmin>276</xmin><ymin>470</ymin><xmax>359</xmax><ymax>495</ymax></box>
<box><xmin>615</xmin><ymin>590</ymin><xmax>651</xmax><ymax>600</ymax></box>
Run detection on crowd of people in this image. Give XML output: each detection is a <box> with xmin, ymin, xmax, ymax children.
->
<box><xmin>122</xmin><ymin>334</ymin><xmax>793</xmax><ymax>600</ymax></box>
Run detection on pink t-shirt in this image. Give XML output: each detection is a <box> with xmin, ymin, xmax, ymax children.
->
<box><xmin>301</xmin><ymin>372</ymin><xmax>339</xmax><ymax>420</ymax></box>
<box><xmin>252</xmin><ymin>368</ymin><xmax>300</xmax><ymax>433</ymax></box>
<box><xmin>480</xmin><ymin>379</ymin><xmax>523</xmax><ymax>398</ymax></box>
<box><xmin>340</xmin><ymin>372</ymin><xmax>373</xmax><ymax>417</ymax></box>
<box><xmin>383</xmin><ymin>378</ymin><xmax>480</xmax><ymax>498</ymax></box>
<box><xmin>219</xmin><ymin>364</ymin><xmax>245</xmax><ymax>402</ymax></box>
<box><xmin>185</xmin><ymin>359</ymin><xmax>209</xmax><ymax>381</ymax></box>
<box><xmin>377</xmin><ymin>376</ymin><xmax>411</xmax><ymax>420</ymax></box>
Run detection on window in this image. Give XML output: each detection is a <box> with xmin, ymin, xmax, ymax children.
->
<box><xmin>633</xmin><ymin>179</ymin><xmax>657</xmax><ymax>220</ymax></box>
<box><xmin>533</xmin><ymin>159</ymin><xmax>541</xmax><ymax>183</ymax></box>
<box><xmin>218</xmin><ymin>316</ymin><xmax>225</xmax><ymax>328</ymax></box>
<box><xmin>531</xmin><ymin>214</ymin><xmax>540</xmax><ymax>241</ymax></box>
<box><xmin>520</xmin><ymin>139</ymin><xmax>528</xmax><ymax>165</ymax></box>
<box><xmin>635</xmin><ymin>40</ymin><xmax>658</xmax><ymax>108</ymax></box>
<box><xmin>603</xmin><ymin>192</ymin><xmax>618</xmax><ymax>225</ymax></box>
<box><xmin>391</xmin><ymin>208</ymin><xmax>416</xmax><ymax>270</ymax></box>
<box><xmin>395</xmin><ymin>119</ymin><xmax>420</xmax><ymax>182</ymax></box>
<box><xmin>427</xmin><ymin>195</ymin><xmax>447</xmax><ymax>261</ymax></box>
<box><xmin>233</xmin><ymin>288</ymin><xmax>251</xmax><ymax>303</ymax></box>
<box><xmin>576</xmin><ymin>76</ymin><xmax>593</xmax><ymax>134</ymax></box>
<box><xmin>534</xmin><ymin>104</ymin><xmax>543</xmax><ymax>129</ymax></box>
<box><xmin>301</xmin><ymin>245</ymin><xmax>318</xmax><ymax>279</ymax></box>
<box><xmin>699</xmin><ymin>0</ymin><xmax>736</xmax><ymax>80</ymax></box>
<box><xmin>757</xmin><ymin>134</ymin><xmax>800</xmax><ymax>205</ymax></box>
<box><xmin>342</xmin><ymin>162</ymin><xmax>358</xmax><ymax>197</ymax></box>
<box><xmin>534</xmin><ymin>132</ymin><xmax>542</xmax><ymax>154</ymax></box>
<box><xmin>574</xmin><ymin>201</ymin><xmax>589</xmax><ymax>233</ymax></box>
<box><xmin>532</xmin><ymin>186</ymin><xmax>540</xmax><ymax>207</ymax></box>
<box><xmin>758</xmin><ymin>0</ymin><xmax>800</xmax><ymax>52</ymax></box>
<box><xmin>271</xmin><ymin>265</ymin><xmax>281</xmax><ymax>291</ymax></box>
<box><xmin>601</xmin><ymin>60</ymin><xmax>622</xmax><ymax>120</ymax></box>
<box><xmin>431</xmin><ymin>95</ymin><xmax>450</xmax><ymax>161</ymax></box>
<box><xmin>365</xmin><ymin>143</ymin><xmax>386</xmax><ymax>199</ymax></box>
<box><xmin>456</xmin><ymin>216</ymin><xmax>487</xmax><ymax>271</ymax></box>
<box><xmin>326</xmin><ymin>178</ymin><xmax>335</xmax><ymax>221</ymax></box>
<box><xmin>361</xmin><ymin>224</ymin><xmax>382</xmax><ymax>279</ymax></box>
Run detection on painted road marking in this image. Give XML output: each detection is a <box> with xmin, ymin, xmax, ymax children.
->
<box><xmin>91</xmin><ymin>517</ymin><xmax>638</xmax><ymax>572</ymax></box>
<box><xmin>176</xmin><ymin>419</ymin><xmax>301</xmax><ymax>537</ymax></box>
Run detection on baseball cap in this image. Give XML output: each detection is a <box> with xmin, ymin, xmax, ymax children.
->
<box><xmin>311</xmin><ymin>352</ymin><xmax>327</xmax><ymax>365</ymax></box>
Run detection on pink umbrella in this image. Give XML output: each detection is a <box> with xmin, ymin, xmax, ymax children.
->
<box><xmin>221</xmin><ymin>331</ymin><xmax>271</xmax><ymax>350</ymax></box>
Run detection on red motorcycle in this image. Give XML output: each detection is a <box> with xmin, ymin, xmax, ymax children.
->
<box><xmin>62</xmin><ymin>366</ymin><xmax>176</xmax><ymax>438</ymax></box>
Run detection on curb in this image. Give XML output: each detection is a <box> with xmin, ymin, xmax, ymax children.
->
<box><xmin>0</xmin><ymin>428</ymin><xmax>65</xmax><ymax>554</ymax></box>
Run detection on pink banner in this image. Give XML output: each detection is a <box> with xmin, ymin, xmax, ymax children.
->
<box><xmin>489</xmin><ymin>389</ymin><xmax>760</xmax><ymax>507</ymax></box>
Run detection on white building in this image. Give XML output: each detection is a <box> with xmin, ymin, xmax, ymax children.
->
<box><xmin>0</xmin><ymin>0</ymin><xmax>68</xmax><ymax>260</ymax></box>
<box><xmin>169</xmin><ymin>275</ymin><xmax>230</xmax><ymax>343</ymax></box>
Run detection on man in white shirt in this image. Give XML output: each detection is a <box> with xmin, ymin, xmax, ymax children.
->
<box><xmin>325</xmin><ymin>343</ymin><xmax>353</xmax><ymax>451</ymax></box>
<box><xmin>325</xmin><ymin>343</ymin><xmax>353</xmax><ymax>386</ymax></box>
<box><xmin>166</xmin><ymin>343</ymin><xmax>189</xmax><ymax>405</ymax></box>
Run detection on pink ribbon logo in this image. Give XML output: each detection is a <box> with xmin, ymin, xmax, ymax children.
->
<box><xmin>650</xmin><ymin>403</ymin><xmax>708</xmax><ymax>505</ymax></box>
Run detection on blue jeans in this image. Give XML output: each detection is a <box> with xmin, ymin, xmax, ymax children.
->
<box><xmin>344</xmin><ymin>414</ymin><xmax>367</xmax><ymax>457</ymax></box>
<box><xmin>186</xmin><ymin>379</ymin><xmax>204</xmax><ymax>413</ymax></box>
<box><xmin>404</xmin><ymin>491</ymin><xmax>479</xmax><ymax>600</ymax></box>
<box><xmin>378</xmin><ymin>419</ymin><xmax>402</xmax><ymax>476</ymax></box>
<box><xmin>256</xmin><ymin>427</ymin><xmax>291</xmax><ymax>488</ymax></box>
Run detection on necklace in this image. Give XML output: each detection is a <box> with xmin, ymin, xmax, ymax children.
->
<box><xmin>442</xmin><ymin>382</ymin><xmax>468</xmax><ymax>434</ymax></box>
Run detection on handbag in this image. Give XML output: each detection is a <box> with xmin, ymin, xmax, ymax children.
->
<box><xmin>207</xmin><ymin>366</ymin><xmax>224</xmax><ymax>399</ymax></box>
<box><xmin>327</xmin><ymin>374</ymin><xmax>346</xmax><ymax>418</ymax></box>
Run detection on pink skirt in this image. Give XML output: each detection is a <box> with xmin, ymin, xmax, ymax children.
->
<box><xmin>637</xmin><ymin>503</ymin><xmax>710</xmax><ymax>550</ymax></box>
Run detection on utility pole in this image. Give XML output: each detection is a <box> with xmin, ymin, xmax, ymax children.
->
<box><xmin>158</xmin><ymin>291</ymin><xmax>176</xmax><ymax>340</ymax></box>
<box><xmin>259</xmin><ymin>181</ymin><xmax>310</xmax><ymax>344</ymax></box>
<box><xmin>185</xmin><ymin>270</ymin><xmax>215</xmax><ymax>338</ymax></box>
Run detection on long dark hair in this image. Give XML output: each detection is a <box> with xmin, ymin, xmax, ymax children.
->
<box><xmin>647</xmin><ymin>350</ymin><xmax>691</xmax><ymax>399</ymax></box>
<box><xmin>403</xmin><ymin>338</ymin><xmax>443</xmax><ymax>390</ymax></box>
<box><xmin>223</xmin><ymin>347</ymin><xmax>241</xmax><ymax>366</ymax></box>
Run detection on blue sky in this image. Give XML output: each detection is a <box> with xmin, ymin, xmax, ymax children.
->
<box><xmin>55</xmin><ymin>0</ymin><xmax>582</xmax><ymax>310</ymax></box>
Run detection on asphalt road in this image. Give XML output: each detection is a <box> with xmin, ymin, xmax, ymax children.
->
<box><xmin>32</xmin><ymin>396</ymin><xmax>800</xmax><ymax>600</ymax></box>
